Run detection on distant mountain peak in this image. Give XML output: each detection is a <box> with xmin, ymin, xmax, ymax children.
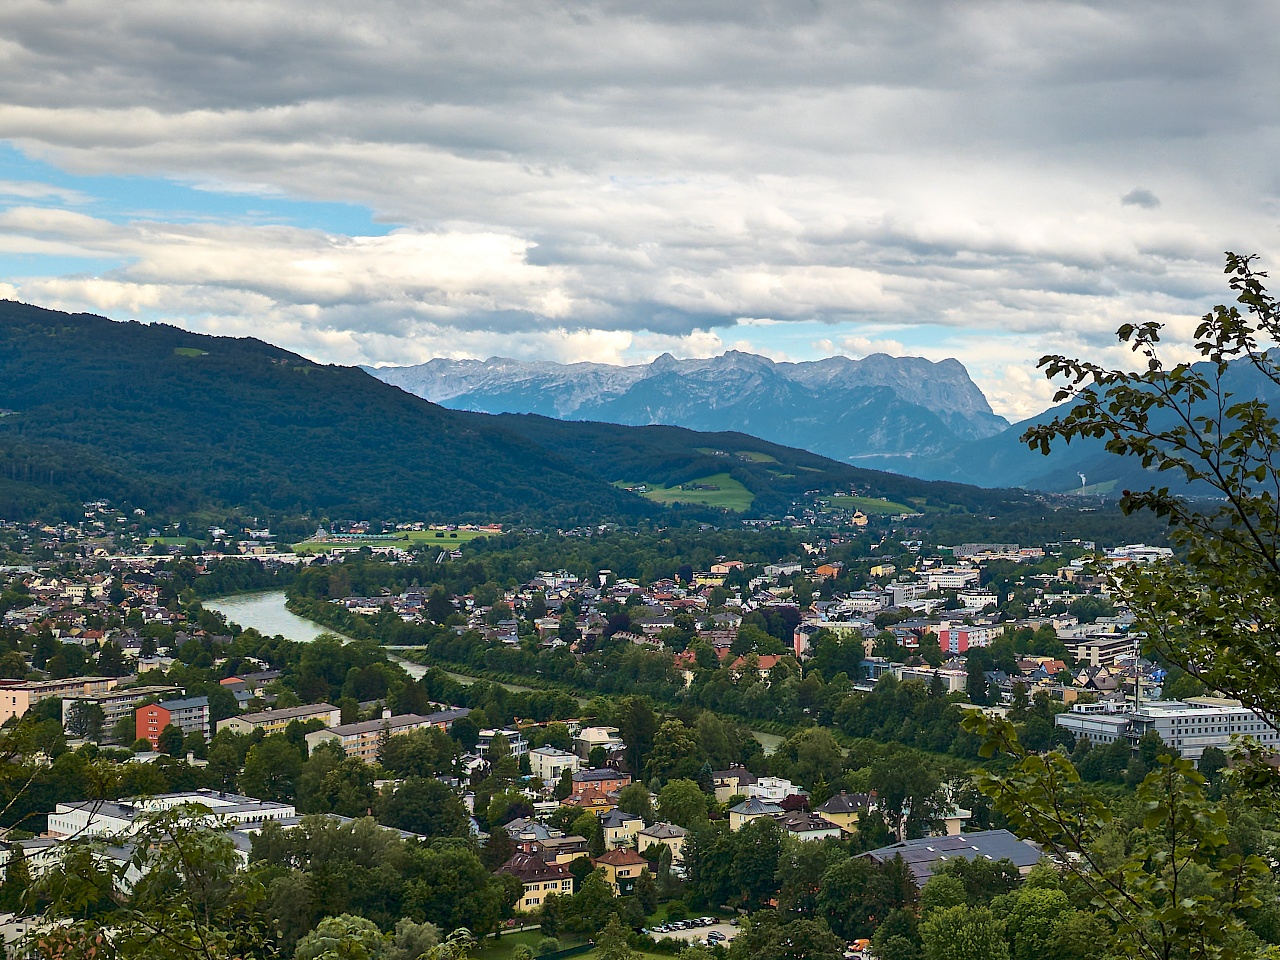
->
<box><xmin>650</xmin><ymin>352</ymin><xmax>679</xmax><ymax>372</ymax></box>
<box><xmin>369</xmin><ymin>349</ymin><xmax>1009</xmax><ymax>464</ymax></box>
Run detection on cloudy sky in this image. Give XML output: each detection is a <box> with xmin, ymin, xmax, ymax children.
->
<box><xmin>0</xmin><ymin>1</ymin><xmax>1276</xmax><ymax>419</ymax></box>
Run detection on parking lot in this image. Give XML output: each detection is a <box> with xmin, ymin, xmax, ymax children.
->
<box><xmin>646</xmin><ymin>918</ymin><xmax>738</xmax><ymax>946</ymax></box>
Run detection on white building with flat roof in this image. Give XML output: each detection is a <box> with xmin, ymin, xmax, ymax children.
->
<box><xmin>1055</xmin><ymin>697</ymin><xmax>1278</xmax><ymax>762</ymax></box>
<box><xmin>1053</xmin><ymin>701</ymin><xmax>1132</xmax><ymax>746</ymax></box>
<box><xmin>1127</xmin><ymin>697</ymin><xmax>1278</xmax><ymax>761</ymax></box>
<box><xmin>747</xmin><ymin>776</ymin><xmax>804</xmax><ymax>802</ymax></box>
<box><xmin>529</xmin><ymin>746</ymin><xmax>581</xmax><ymax>783</ymax></box>
<box><xmin>926</xmin><ymin>566</ymin><xmax>981</xmax><ymax>590</ymax></box>
<box><xmin>47</xmin><ymin>790</ymin><xmax>295</xmax><ymax>839</ymax></box>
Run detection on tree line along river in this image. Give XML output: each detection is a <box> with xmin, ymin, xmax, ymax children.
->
<box><xmin>204</xmin><ymin>590</ymin><xmax>782</xmax><ymax>754</ymax></box>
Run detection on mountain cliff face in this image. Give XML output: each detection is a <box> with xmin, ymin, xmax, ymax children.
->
<box><xmin>368</xmin><ymin>351</ymin><xmax>1009</xmax><ymax>464</ymax></box>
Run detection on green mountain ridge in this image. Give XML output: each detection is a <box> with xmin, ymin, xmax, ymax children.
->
<box><xmin>0</xmin><ymin>300</ymin><xmax>1029</xmax><ymax>522</ymax></box>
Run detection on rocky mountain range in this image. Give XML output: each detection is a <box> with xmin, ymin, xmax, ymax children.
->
<box><xmin>367</xmin><ymin>351</ymin><xmax>1011</xmax><ymax>465</ymax></box>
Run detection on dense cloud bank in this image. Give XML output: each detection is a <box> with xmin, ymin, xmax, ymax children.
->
<box><xmin>0</xmin><ymin>0</ymin><xmax>1276</xmax><ymax>417</ymax></box>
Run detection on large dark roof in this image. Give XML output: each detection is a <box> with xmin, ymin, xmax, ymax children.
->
<box><xmin>864</xmin><ymin>829</ymin><xmax>1042</xmax><ymax>884</ymax></box>
<box><xmin>816</xmin><ymin>791</ymin><xmax>873</xmax><ymax>815</ymax></box>
<box><xmin>497</xmin><ymin>852</ymin><xmax>570</xmax><ymax>883</ymax></box>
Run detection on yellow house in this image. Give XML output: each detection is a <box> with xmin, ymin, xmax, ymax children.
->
<box><xmin>217</xmin><ymin>702</ymin><xmax>341</xmax><ymax>736</ymax></box>
<box><xmin>813</xmin><ymin>792</ymin><xmax>873</xmax><ymax>834</ymax></box>
<box><xmin>592</xmin><ymin>848</ymin><xmax>649</xmax><ymax>896</ymax></box>
<box><xmin>497</xmin><ymin>852</ymin><xmax>574</xmax><ymax>912</ymax></box>
<box><xmin>636</xmin><ymin>822</ymin><xmax>688</xmax><ymax>864</ymax></box>
<box><xmin>727</xmin><ymin>797</ymin><xmax>783</xmax><ymax>832</ymax></box>
<box><xmin>537</xmin><ymin>835</ymin><xmax>590</xmax><ymax>865</ymax></box>
<box><xmin>600</xmin><ymin>809</ymin><xmax>644</xmax><ymax>850</ymax></box>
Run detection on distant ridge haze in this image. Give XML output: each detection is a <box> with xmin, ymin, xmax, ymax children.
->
<box><xmin>367</xmin><ymin>350</ymin><xmax>1010</xmax><ymax>465</ymax></box>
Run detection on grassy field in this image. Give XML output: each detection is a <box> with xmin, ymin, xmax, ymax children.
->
<box><xmin>400</xmin><ymin>529</ymin><xmax>494</xmax><ymax>544</ymax></box>
<box><xmin>825</xmin><ymin>494</ymin><xmax>914</xmax><ymax>515</ymax></box>
<box><xmin>474</xmin><ymin>932</ymin><xmax>550</xmax><ymax>960</ymax></box>
<box><xmin>145</xmin><ymin>536</ymin><xmax>202</xmax><ymax>546</ymax></box>
<box><xmin>615</xmin><ymin>472</ymin><xmax>754</xmax><ymax>511</ymax></box>
<box><xmin>291</xmin><ymin>529</ymin><xmax>494</xmax><ymax>554</ymax></box>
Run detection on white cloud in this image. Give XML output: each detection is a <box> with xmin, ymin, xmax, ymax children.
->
<box><xmin>0</xmin><ymin>0</ymin><xmax>1274</xmax><ymax>419</ymax></box>
<box><xmin>0</xmin><ymin>180</ymin><xmax>87</xmax><ymax>203</ymax></box>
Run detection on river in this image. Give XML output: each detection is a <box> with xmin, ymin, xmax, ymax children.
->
<box><xmin>205</xmin><ymin>591</ymin><xmax>428</xmax><ymax>680</ymax></box>
<box><xmin>205</xmin><ymin>590</ymin><xmax>781</xmax><ymax>754</ymax></box>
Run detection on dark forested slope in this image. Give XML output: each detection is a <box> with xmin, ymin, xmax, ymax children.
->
<box><xmin>0</xmin><ymin>301</ymin><xmax>1032</xmax><ymax>522</ymax></box>
<box><xmin>0</xmin><ymin>303</ymin><xmax>647</xmax><ymax>521</ymax></box>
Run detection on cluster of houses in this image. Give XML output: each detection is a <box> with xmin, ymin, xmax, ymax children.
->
<box><xmin>489</xmin><ymin>742</ymin><xmax>1022</xmax><ymax>912</ymax></box>
<box><xmin>326</xmin><ymin>540</ymin><xmax>1179</xmax><ymax>715</ymax></box>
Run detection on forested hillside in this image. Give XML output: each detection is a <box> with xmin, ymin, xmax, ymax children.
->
<box><xmin>0</xmin><ymin>301</ymin><xmax>1028</xmax><ymax>523</ymax></box>
<box><xmin>0</xmin><ymin>302</ymin><xmax>642</xmax><ymax>522</ymax></box>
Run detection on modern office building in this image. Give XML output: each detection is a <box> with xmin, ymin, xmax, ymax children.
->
<box><xmin>47</xmin><ymin>790</ymin><xmax>296</xmax><ymax>839</ymax></box>
<box><xmin>1055</xmin><ymin>696</ymin><xmax>1278</xmax><ymax>762</ymax></box>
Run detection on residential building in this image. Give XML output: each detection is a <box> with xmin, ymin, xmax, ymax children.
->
<box><xmin>559</xmin><ymin>785</ymin><xmax>616</xmax><ymax>815</ymax></box>
<box><xmin>1074</xmin><ymin>633</ymin><xmax>1136</xmax><ymax>667</ymax></box>
<box><xmin>504</xmin><ymin>818</ymin><xmax>556</xmax><ymax>847</ymax></box>
<box><xmin>899</xmin><ymin>667</ymin><xmax>968</xmax><ymax>694</ymax></box>
<box><xmin>574</xmin><ymin>725</ymin><xmax>624</xmax><ymax>760</ymax></box>
<box><xmin>571</xmin><ymin>768</ymin><xmax>631</xmax><ymax>797</ymax></box>
<box><xmin>529</xmin><ymin>746</ymin><xmax>581</xmax><ymax>783</ymax></box>
<box><xmin>925</xmin><ymin>566</ymin><xmax>981</xmax><ymax>590</ymax></box>
<box><xmin>814</xmin><ymin>792</ymin><xmax>873</xmax><ymax>834</ymax></box>
<box><xmin>476</xmin><ymin>728</ymin><xmax>529</xmax><ymax>758</ymax></box>
<box><xmin>747</xmin><ymin>776</ymin><xmax>803</xmax><ymax>802</ymax></box>
<box><xmin>844</xmin><ymin>590</ymin><xmax>887</xmax><ymax>613</ymax></box>
<box><xmin>864</xmin><ymin>829</ymin><xmax>1042</xmax><ymax>886</ymax></box>
<box><xmin>934</xmin><ymin>623</ymin><xmax>1000</xmax><ymax>654</ymax></box>
<box><xmin>592</xmin><ymin>848</ymin><xmax>649</xmax><ymax>896</ymax></box>
<box><xmin>217</xmin><ymin>702</ymin><xmax>341</xmax><ymax>736</ymax></box>
<box><xmin>497</xmin><ymin>852</ymin><xmax>573</xmax><ymax>912</ymax></box>
<box><xmin>535</xmin><ymin>835</ymin><xmax>590</xmax><ymax>865</ymax></box>
<box><xmin>774</xmin><ymin>811</ymin><xmax>843</xmax><ymax>842</ymax></box>
<box><xmin>636</xmin><ymin>822</ymin><xmax>687</xmax><ymax>864</ymax></box>
<box><xmin>887</xmin><ymin>581</ymin><xmax>930</xmax><ymax>608</ymax></box>
<box><xmin>0</xmin><ymin>676</ymin><xmax>118</xmax><ymax>724</ymax></box>
<box><xmin>600</xmin><ymin>809</ymin><xmax>644</xmax><ymax>850</ymax></box>
<box><xmin>136</xmin><ymin>695</ymin><xmax>210</xmax><ymax>748</ymax></box>
<box><xmin>61</xmin><ymin>685</ymin><xmax>179</xmax><ymax>740</ymax></box>
<box><xmin>305</xmin><ymin>711</ymin><xmax>459</xmax><ymax>760</ymax></box>
<box><xmin>711</xmin><ymin>765</ymin><xmax>758</xmax><ymax>803</ymax></box>
<box><xmin>958</xmin><ymin>590</ymin><xmax>999</xmax><ymax>610</ymax></box>
<box><xmin>728</xmin><ymin>797</ymin><xmax>783</xmax><ymax>831</ymax></box>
